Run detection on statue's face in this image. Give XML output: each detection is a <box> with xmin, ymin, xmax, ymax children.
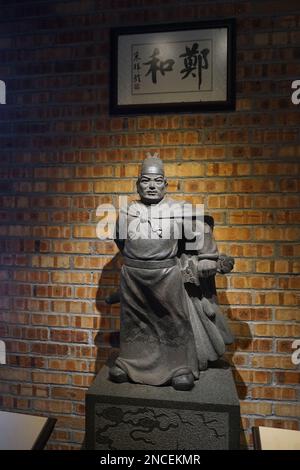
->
<box><xmin>137</xmin><ymin>173</ymin><xmax>167</xmax><ymax>204</ymax></box>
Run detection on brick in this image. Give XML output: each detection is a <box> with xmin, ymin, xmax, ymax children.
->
<box><xmin>48</xmin><ymin>359</ymin><xmax>92</xmax><ymax>372</ymax></box>
<box><xmin>52</xmin><ymin>241</ymin><xmax>90</xmax><ymax>254</ymax></box>
<box><xmin>214</xmin><ymin>227</ymin><xmax>251</xmax><ymax>241</ymax></box>
<box><xmin>72</xmin><ymin>431</ymin><xmax>85</xmax><ymax>444</ymax></box>
<box><xmin>251</xmin><ymin>386</ymin><xmax>297</xmax><ymax>400</ymax></box>
<box><xmin>228</xmin><ymin>211</ymin><xmax>277</xmax><ymax>225</ymax></box>
<box><xmin>165</xmin><ymin>162</ymin><xmax>205</xmax><ymax>177</ymax></box>
<box><xmin>7</xmin><ymin>326</ymin><xmax>49</xmax><ymax>341</ymax></box>
<box><xmin>276</xmin><ymin>340</ymin><xmax>297</xmax><ymax>353</ymax></box>
<box><xmin>75</xmin><ymin>166</ymin><xmax>113</xmax><ymax>178</ymax></box>
<box><xmin>230</xmin><ymin>179</ymin><xmax>276</xmax><ymax>193</ymax></box>
<box><xmin>48</xmin><ymin>181</ymin><xmax>92</xmax><ymax>193</ymax></box>
<box><xmin>8</xmin><ymin>355</ymin><xmax>46</xmax><ymax>369</ymax></box>
<box><xmin>251</xmin><ymin>354</ymin><xmax>297</xmax><ymax>369</ymax></box>
<box><xmin>274</xmin><ymin>404</ymin><xmax>300</xmax><ymax>418</ymax></box>
<box><xmin>32</xmin><ymin>371</ymin><xmax>70</xmax><ymax>385</ymax></box>
<box><xmin>183</xmin><ymin>147</ymin><xmax>225</xmax><ymax>160</ymax></box>
<box><xmin>207</xmin><ymin>195</ymin><xmax>253</xmax><ymax>209</ymax></box>
<box><xmin>255</xmin><ymin>292</ymin><xmax>298</xmax><ymax>306</ymax></box>
<box><xmin>34</xmin><ymin>285</ymin><xmax>72</xmax><ymax>298</ymax></box>
<box><xmin>73</xmin><ymin>225</ymin><xmax>97</xmax><ymax>238</ymax></box>
<box><xmin>225</xmin><ymin>353</ymin><xmax>249</xmax><ymax>367</ymax></box>
<box><xmin>280</xmin><ymin>178</ymin><xmax>300</xmax><ymax>192</ymax></box>
<box><xmin>159</xmin><ymin>131</ymin><xmax>199</xmax><ymax>145</ymax></box>
<box><xmin>51</xmin><ymin>210</ymin><xmax>90</xmax><ymax>223</ymax></box>
<box><xmin>71</xmin><ymin>374</ymin><xmax>94</xmax><ymax>387</ymax></box>
<box><xmin>18</xmin><ymin>384</ymin><xmax>49</xmax><ymax>398</ymax></box>
<box><xmin>5</xmin><ymin>341</ymin><xmax>30</xmax><ymax>354</ymax></box>
<box><xmin>50</xmin><ymin>329</ymin><xmax>89</xmax><ymax>344</ymax></box>
<box><xmin>51</xmin><ymin>387</ymin><xmax>85</xmax><ymax>401</ymax></box>
<box><xmin>254</xmin><ymin>227</ymin><xmax>300</xmax><ymax>241</ymax></box>
<box><xmin>51</xmin><ymin>300</ymin><xmax>91</xmax><ymax>314</ymax></box>
<box><xmin>219</xmin><ymin>243</ymin><xmax>274</xmax><ymax>258</ymax></box>
<box><xmin>68</xmin><ymin>345</ymin><xmax>97</xmax><ymax>359</ymax></box>
<box><xmin>55</xmin><ymin>416</ymin><xmax>85</xmax><ymax>431</ymax></box>
<box><xmin>94</xmin><ymin>180</ymin><xmax>133</xmax><ymax>193</ymax></box>
<box><xmin>0</xmin><ymin>367</ymin><xmax>31</xmax><ymax>382</ymax></box>
<box><xmin>255</xmin><ymin>260</ymin><xmax>296</xmax><ymax>274</ymax></box>
<box><xmin>183</xmin><ymin>179</ymin><xmax>227</xmax><ymax>193</ymax></box>
<box><xmin>73</xmin><ymin>255</ymin><xmax>116</xmax><ymax>270</ymax></box>
<box><xmin>228</xmin><ymin>337</ymin><xmax>271</xmax><ymax>353</ymax></box>
<box><xmin>240</xmin><ymin>402</ymin><xmax>272</xmax><ymax>416</ymax></box>
<box><xmin>278</xmin><ymin>277</ymin><xmax>300</xmax><ymax>289</ymax></box>
<box><xmin>73</xmin><ymin>195</ymin><xmax>113</xmax><ymax>209</ymax></box>
<box><xmin>228</xmin><ymin>322</ymin><xmax>252</xmax><ymax>337</ymax></box>
<box><xmin>254</xmin><ymin>195</ymin><xmax>300</xmax><ymax>209</ymax></box>
<box><xmin>1</xmin><ymin>397</ymin><xmax>31</xmax><ymax>410</ymax></box>
<box><xmin>51</xmin><ymin>271</ymin><xmax>92</xmax><ymax>284</ymax></box>
<box><xmin>32</xmin><ymin>313</ymin><xmax>70</xmax><ymax>327</ymax></box>
<box><xmin>13</xmin><ymin>271</ymin><xmax>49</xmax><ymax>283</ymax></box>
<box><xmin>275</xmin><ymin>309</ymin><xmax>299</xmax><ymax>321</ymax></box>
<box><xmin>32</xmin><ymin>255</ymin><xmax>70</xmax><ymax>268</ymax></box>
<box><xmin>253</xmin><ymin>418</ymin><xmax>299</xmax><ymax>430</ymax></box>
<box><xmin>219</xmin><ymin>290</ymin><xmax>253</xmax><ymax>306</ymax></box>
<box><xmin>70</xmin><ymin>315</ymin><xmax>101</xmax><ymax>329</ymax></box>
<box><xmin>275</xmin><ymin>372</ymin><xmax>300</xmax><ymax>385</ymax></box>
<box><xmin>88</xmin><ymin>241</ymin><xmax>117</xmax><ymax>255</ymax></box>
<box><xmin>34</xmin><ymin>167</ymin><xmax>73</xmax><ymax>179</ymax></box>
<box><xmin>231</xmin><ymin>276</ymin><xmax>277</xmax><ymax>290</ymax></box>
<box><xmin>204</xmin><ymin>129</ymin><xmax>249</xmax><ymax>144</ymax></box>
<box><xmin>206</xmin><ymin>163</ymin><xmax>251</xmax><ymax>177</ymax></box>
<box><xmin>33</xmin><ymin>399</ymin><xmax>72</xmax><ymax>413</ymax></box>
<box><xmin>50</xmin><ymin>430</ymin><xmax>71</xmax><ymax>442</ymax></box>
<box><xmin>227</xmin><ymin>307</ymin><xmax>272</xmax><ymax>321</ymax></box>
<box><xmin>254</xmin><ymin>324</ymin><xmax>300</xmax><ymax>338</ymax></box>
<box><xmin>253</xmin><ymin>162</ymin><xmax>300</xmax><ymax>176</ymax></box>
<box><xmin>31</xmin><ymin>343</ymin><xmax>69</xmax><ymax>356</ymax></box>
<box><xmin>46</xmin><ymin>443</ymin><xmax>81</xmax><ymax>450</ymax></box>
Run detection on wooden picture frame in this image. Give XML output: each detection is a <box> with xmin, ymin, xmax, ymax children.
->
<box><xmin>110</xmin><ymin>19</ymin><xmax>236</xmax><ymax>115</ymax></box>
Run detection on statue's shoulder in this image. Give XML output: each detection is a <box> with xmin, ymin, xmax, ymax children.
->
<box><xmin>163</xmin><ymin>197</ymin><xmax>186</xmax><ymax>208</ymax></box>
<box><xmin>126</xmin><ymin>199</ymin><xmax>147</xmax><ymax>217</ymax></box>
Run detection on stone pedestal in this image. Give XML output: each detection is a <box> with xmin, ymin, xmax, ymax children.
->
<box><xmin>85</xmin><ymin>364</ymin><xmax>240</xmax><ymax>450</ymax></box>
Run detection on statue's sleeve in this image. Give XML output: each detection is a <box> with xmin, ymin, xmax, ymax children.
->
<box><xmin>197</xmin><ymin>222</ymin><xmax>219</xmax><ymax>260</ymax></box>
<box><xmin>114</xmin><ymin>215</ymin><xmax>125</xmax><ymax>252</ymax></box>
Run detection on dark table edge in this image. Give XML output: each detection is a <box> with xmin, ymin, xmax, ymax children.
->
<box><xmin>32</xmin><ymin>417</ymin><xmax>57</xmax><ymax>450</ymax></box>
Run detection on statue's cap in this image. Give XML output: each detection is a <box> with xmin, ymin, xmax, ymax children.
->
<box><xmin>140</xmin><ymin>153</ymin><xmax>164</xmax><ymax>176</ymax></box>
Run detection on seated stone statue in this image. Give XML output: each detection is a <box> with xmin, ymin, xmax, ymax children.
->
<box><xmin>107</xmin><ymin>154</ymin><xmax>234</xmax><ymax>391</ymax></box>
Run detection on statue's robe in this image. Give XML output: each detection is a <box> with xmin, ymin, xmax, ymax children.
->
<box><xmin>114</xmin><ymin>197</ymin><xmax>233</xmax><ymax>386</ymax></box>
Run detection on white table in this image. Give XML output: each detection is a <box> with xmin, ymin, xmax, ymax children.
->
<box><xmin>253</xmin><ymin>426</ymin><xmax>300</xmax><ymax>450</ymax></box>
<box><xmin>0</xmin><ymin>410</ymin><xmax>56</xmax><ymax>450</ymax></box>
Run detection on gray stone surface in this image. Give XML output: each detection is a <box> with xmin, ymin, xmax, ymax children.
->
<box><xmin>85</xmin><ymin>364</ymin><xmax>240</xmax><ymax>450</ymax></box>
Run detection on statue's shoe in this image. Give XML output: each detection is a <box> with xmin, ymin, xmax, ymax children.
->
<box><xmin>109</xmin><ymin>365</ymin><xmax>129</xmax><ymax>383</ymax></box>
<box><xmin>171</xmin><ymin>373</ymin><xmax>194</xmax><ymax>391</ymax></box>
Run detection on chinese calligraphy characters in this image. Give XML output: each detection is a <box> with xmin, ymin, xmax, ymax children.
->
<box><xmin>133</xmin><ymin>51</ymin><xmax>142</xmax><ymax>91</ymax></box>
<box><xmin>180</xmin><ymin>44</ymin><xmax>209</xmax><ymax>90</ymax></box>
<box><xmin>141</xmin><ymin>43</ymin><xmax>210</xmax><ymax>90</ymax></box>
<box><xmin>143</xmin><ymin>47</ymin><xmax>175</xmax><ymax>84</ymax></box>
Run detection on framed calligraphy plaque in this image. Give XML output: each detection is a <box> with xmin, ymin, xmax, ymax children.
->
<box><xmin>110</xmin><ymin>19</ymin><xmax>235</xmax><ymax>115</ymax></box>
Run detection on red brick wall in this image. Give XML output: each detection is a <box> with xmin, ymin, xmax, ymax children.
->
<box><xmin>0</xmin><ymin>0</ymin><xmax>299</xmax><ymax>449</ymax></box>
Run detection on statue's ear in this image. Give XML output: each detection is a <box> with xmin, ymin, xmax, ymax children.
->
<box><xmin>164</xmin><ymin>178</ymin><xmax>168</xmax><ymax>187</ymax></box>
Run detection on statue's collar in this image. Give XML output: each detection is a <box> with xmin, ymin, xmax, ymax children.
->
<box><xmin>120</xmin><ymin>198</ymin><xmax>199</xmax><ymax>220</ymax></box>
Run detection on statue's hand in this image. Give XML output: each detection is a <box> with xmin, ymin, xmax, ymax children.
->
<box><xmin>217</xmin><ymin>254</ymin><xmax>235</xmax><ymax>274</ymax></box>
<box><xmin>197</xmin><ymin>259</ymin><xmax>218</xmax><ymax>278</ymax></box>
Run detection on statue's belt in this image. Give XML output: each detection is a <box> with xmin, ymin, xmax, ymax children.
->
<box><xmin>123</xmin><ymin>257</ymin><xmax>177</xmax><ymax>269</ymax></box>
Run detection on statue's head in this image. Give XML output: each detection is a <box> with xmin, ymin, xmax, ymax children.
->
<box><xmin>137</xmin><ymin>153</ymin><xmax>168</xmax><ymax>205</ymax></box>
